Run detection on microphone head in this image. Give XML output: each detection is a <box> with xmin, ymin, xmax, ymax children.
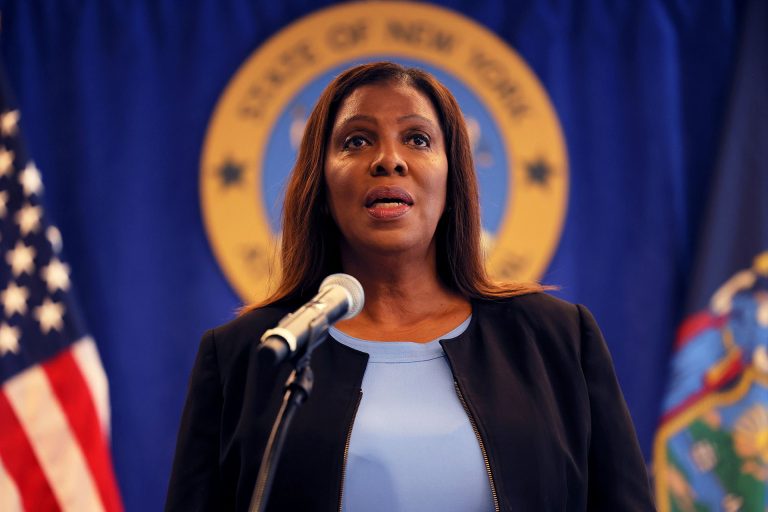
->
<box><xmin>319</xmin><ymin>273</ymin><xmax>365</xmax><ymax>320</ymax></box>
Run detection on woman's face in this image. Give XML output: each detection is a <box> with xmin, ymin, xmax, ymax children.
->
<box><xmin>324</xmin><ymin>82</ymin><xmax>448</xmax><ymax>259</ymax></box>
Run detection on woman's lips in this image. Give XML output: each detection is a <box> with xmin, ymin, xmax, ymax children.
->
<box><xmin>364</xmin><ymin>186</ymin><xmax>414</xmax><ymax>206</ymax></box>
<box><xmin>364</xmin><ymin>185</ymin><xmax>414</xmax><ymax>219</ymax></box>
<box><xmin>366</xmin><ymin>202</ymin><xmax>411</xmax><ymax>219</ymax></box>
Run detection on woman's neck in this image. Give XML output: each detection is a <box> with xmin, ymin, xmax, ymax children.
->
<box><xmin>334</xmin><ymin>252</ymin><xmax>471</xmax><ymax>342</ymax></box>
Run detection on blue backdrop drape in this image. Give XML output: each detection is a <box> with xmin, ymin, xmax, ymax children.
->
<box><xmin>0</xmin><ymin>0</ymin><xmax>750</xmax><ymax>509</ymax></box>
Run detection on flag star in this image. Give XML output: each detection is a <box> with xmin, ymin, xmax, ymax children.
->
<box><xmin>34</xmin><ymin>298</ymin><xmax>65</xmax><ymax>334</ymax></box>
<box><xmin>46</xmin><ymin>225</ymin><xmax>63</xmax><ymax>253</ymax></box>
<box><xmin>0</xmin><ymin>282</ymin><xmax>28</xmax><ymax>316</ymax></box>
<box><xmin>15</xmin><ymin>203</ymin><xmax>42</xmax><ymax>236</ymax></box>
<box><xmin>0</xmin><ymin>147</ymin><xmax>14</xmax><ymax>177</ymax></box>
<box><xmin>41</xmin><ymin>258</ymin><xmax>70</xmax><ymax>292</ymax></box>
<box><xmin>1</xmin><ymin>110</ymin><xmax>20</xmax><ymax>137</ymax></box>
<box><xmin>19</xmin><ymin>161</ymin><xmax>43</xmax><ymax>196</ymax></box>
<box><xmin>0</xmin><ymin>322</ymin><xmax>20</xmax><ymax>355</ymax></box>
<box><xmin>6</xmin><ymin>241</ymin><xmax>35</xmax><ymax>276</ymax></box>
<box><xmin>0</xmin><ymin>190</ymin><xmax>7</xmax><ymax>218</ymax></box>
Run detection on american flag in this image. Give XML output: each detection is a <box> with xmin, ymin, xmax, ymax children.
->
<box><xmin>0</xmin><ymin>66</ymin><xmax>123</xmax><ymax>511</ymax></box>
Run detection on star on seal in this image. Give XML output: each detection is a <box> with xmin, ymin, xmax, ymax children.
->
<box><xmin>218</xmin><ymin>160</ymin><xmax>244</xmax><ymax>188</ymax></box>
<box><xmin>526</xmin><ymin>158</ymin><xmax>553</xmax><ymax>187</ymax></box>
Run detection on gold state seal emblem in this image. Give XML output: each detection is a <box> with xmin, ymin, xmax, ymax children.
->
<box><xmin>201</xmin><ymin>1</ymin><xmax>568</xmax><ymax>302</ymax></box>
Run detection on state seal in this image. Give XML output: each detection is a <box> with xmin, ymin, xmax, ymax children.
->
<box><xmin>200</xmin><ymin>1</ymin><xmax>568</xmax><ymax>302</ymax></box>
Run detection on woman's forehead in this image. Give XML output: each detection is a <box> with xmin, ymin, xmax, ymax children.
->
<box><xmin>331</xmin><ymin>83</ymin><xmax>440</xmax><ymax>128</ymax></box>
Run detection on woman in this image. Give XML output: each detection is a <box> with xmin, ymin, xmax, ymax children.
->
<box><xmin>166</xmin><ymin>62</ymin><xmax>654</xmax><ymax>511</ymax></box>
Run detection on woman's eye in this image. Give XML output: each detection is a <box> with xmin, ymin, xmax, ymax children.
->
<box><xmin>408</xmin><ymin>134</ymin><xmax>430</xmax><ymax>147</ymax></box>
<box><xmin>343</xmin><ymin>135</ymin><xmax>369</xmax><ymax>149</ymax></box>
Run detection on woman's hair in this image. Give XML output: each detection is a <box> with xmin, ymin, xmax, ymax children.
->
<box><xmin>249</xmin><ymin>61</ymin><xmax>543</xmax><ymax>308</ymax></box>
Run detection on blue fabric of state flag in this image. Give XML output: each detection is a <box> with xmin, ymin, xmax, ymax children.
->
<box><xmin>654</xmin><ymin>0</ymin><xmax>768</xmax><ymax>509</ymax></box>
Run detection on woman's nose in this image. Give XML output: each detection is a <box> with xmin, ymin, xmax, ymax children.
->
<box><xmin>370</xmin><ymin>141</ymin><xmax>407</xmax><ymax>176</ymax></box>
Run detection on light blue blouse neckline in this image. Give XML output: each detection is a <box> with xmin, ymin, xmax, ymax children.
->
<box><xmin>329</xmin><ymin>315</ymin><xmax>472</xmax><ymax>363</ymax></box>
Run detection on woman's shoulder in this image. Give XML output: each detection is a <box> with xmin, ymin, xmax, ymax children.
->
<box><xmin>468</xmin><ymin>294</ymin><xmax>590</xmax><ymax>374</ymax></box>
<box><xmin>472</xmin><ymin>292</ymin><xmax>603</xmax><ymax>359</ymax></box>
<box><xmin>213</xmin><ymin>304</ymin><xmax>292</xmax><ymax>338</ymax></box>
<box><xmin>201</xmin><ymin>302</ymin><xmax>298</xmax><ymax>364</ymax></box>
<box><xmin>474</xmin><ymin>291</ymin><xmax>601</xmax><ymax>345</ymax></box>
<box><xmin>474</xmin><ymin>291</ymin><xmax>582</xmax><ymax>325</ymax></box>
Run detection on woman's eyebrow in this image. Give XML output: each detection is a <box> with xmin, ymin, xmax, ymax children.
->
<box><xmin>335</xmin><ymin>114</ymin><xmax>377</xmax><ymax>129</ymax></box>
<box><xmin>397</xmin><ymin>114</ymin><xmax>438</xmax><ymax>129</ymax></box>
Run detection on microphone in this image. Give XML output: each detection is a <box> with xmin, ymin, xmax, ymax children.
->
<box><xmin>258</xmin><ymin>273</ymin><xmax>365</xmax><ymax>366</ymax></box>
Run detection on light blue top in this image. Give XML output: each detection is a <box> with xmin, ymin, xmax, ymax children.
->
<box><xmin>330</xmin><ymin>316</ymin><xmax>495</xmax><ymax>512</ymax></box>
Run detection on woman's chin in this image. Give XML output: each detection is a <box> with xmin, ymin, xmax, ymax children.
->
<box><xmin>343</xmin><ymin>233</ymin><xmax>434</xmax><ymax>259</ymax></box>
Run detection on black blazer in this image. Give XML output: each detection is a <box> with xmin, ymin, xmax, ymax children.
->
<box><xmin>166</xmin><ymin>293</ymin><xmax>655</xmax><ymax>511</ymax></box>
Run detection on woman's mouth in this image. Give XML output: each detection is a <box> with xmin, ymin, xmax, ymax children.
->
<box><xmin>364</xmin><ymin>187</ymin><xmax>414</xmax><ymax>219</ymax></box>
<box><xmin>366</xmin><ymin>199</ymin><xmax>412</xmax><ymax>219</ymax></box>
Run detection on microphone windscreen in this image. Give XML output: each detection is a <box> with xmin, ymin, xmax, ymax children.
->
<box><xmin>319</xmin><ymin>273</ymin><xmax>365</xmax><ymax>319</ymax></box>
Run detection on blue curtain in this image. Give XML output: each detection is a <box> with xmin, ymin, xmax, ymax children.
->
<box><xmin>0</xmin><ymin>0</ymin><xmax>749</xmax><ymax>509</ymax></box>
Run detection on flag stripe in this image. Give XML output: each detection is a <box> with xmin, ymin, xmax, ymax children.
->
<box><xmin>4</xmin><ymin>363</ymin><xmax>104</xmax><ymax>512</ymax></box>
<box><xmin>0</xmin><ymin>390</ymin><xmax>61</xmax><ymax>512</ymax></box>
<box><xmin>72</xmin><ymin>336</ymin><xmax>111</xmax><ymax>435</ymax></box>
<box><xmin>673</xmin><ymin>312</ymin><xmax>727</xmax><ymax>349</ymax></box>
<box><xmin>45</xmin><ymin>346</ymin><xmax>123</xmax><ymax>512</ymax></box>
<box><xmin>0</xmin><ymin>456</ymin><xmax>24</xmax><ymax>512</ymax></box>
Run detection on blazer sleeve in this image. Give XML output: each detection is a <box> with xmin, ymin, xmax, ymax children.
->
<box><xmin>577</xmin><ymin>305</ymin><xmax>656</xmax><ymax>511</ymax></box>
<box><xmin>165</xmin><ymin>329</ymin><xmax>223</xmax><ymax>511</ymax></box>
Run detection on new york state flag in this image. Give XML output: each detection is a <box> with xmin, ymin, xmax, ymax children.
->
<box><xmin>653</xmin><ymin>0</ymin><xmax>768</xmax><ymax>509</ymax></box>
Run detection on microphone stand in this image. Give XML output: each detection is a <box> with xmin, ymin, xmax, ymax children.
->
<box><xmin>248</xmin><ymin>315</ymin><xmax>329</xmax><ymax>512</ymax></box>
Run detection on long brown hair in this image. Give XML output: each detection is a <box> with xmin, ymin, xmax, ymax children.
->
<box><xmin>248</xmin><ymin>62</ymin><xmax>543</xmax><ymax>309</ymax></box>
